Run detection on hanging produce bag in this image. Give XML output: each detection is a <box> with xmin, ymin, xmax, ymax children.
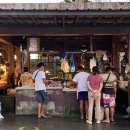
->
<box><xmin>70</xmin><ymin>52</ymin><xmax>75</xmax><ymax>72</ymax></box>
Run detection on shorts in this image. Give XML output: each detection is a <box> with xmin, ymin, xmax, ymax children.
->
<box><xmin>78</xmin><ymin>91</ymin><xmax>88</xmax><ymax>101</ymax></box>
<box><xmin>102</xmin><ymin>93</ymin><xmax>116</xmax><ymax>108</ymax></box>
<box><xmin>35</xmin><ymin>90</ymin><xmax>49</xmax><ymax>105</ymax></box>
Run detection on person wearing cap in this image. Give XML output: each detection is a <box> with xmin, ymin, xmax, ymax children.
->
<box><xmin>73</xmin><ymin>65</ymin><xmax>89</xmax><ymax>120</ymax></box>
<box><xmin>32</xmin><ymin>62</ymin><xmax>49</xmax><ymax>118</ymax></box>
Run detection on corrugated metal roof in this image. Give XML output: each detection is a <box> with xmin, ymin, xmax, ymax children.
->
<box><xmin>0</xmin><ymin>3</ymin><xmax>130</xmax><ymax>26</ymax></box>
<box><xmin>0</xmin><ymin>3</ymin><xmax>130</xmax><ymax>11</ymax></box>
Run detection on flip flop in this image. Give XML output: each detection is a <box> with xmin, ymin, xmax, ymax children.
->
<box><xmin>41</xmin><ymin>115</ymin><xmax>47</xmax><ymax>118</ymax></box>
<box><xmin>38</xmin><ymin>115</ymin><xmax>41</xmax><ymax>118</ymax></box>
<box><xmin>102</xmin><ymin>120</ymin><xmax>110</xmax><ymax>123</ymax></box>
<box><xmin>110</xmin><ymin>120</ymin><xmax>115</xmax><ymax>122</ymax></box>
<box><xmin>86</xmin><ymin>120</ymin><xmax>92</xmax><ymax>125</ymax></box>
<box><xmin>80</xmin><ymin>116</ymin><xmax>84</xmax><ymax>120</ymax></box>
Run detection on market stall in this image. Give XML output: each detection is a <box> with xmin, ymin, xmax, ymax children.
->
<box><xmin>14</xmin><ymin>36</ymin><xmax>114</xmax><ymax>115</ymax></box>
<box><xmin>0</xmin><ymin>42</ymin><xmax>16</xmax><ymax>114</ymax></box>
<box><xmin>1</xmin><ymin>3</ymin><xmax>130</xmax><ymax>115</ymax></box>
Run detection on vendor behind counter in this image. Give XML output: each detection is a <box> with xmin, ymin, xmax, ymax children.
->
<box><xmin>19</xmin><ymin>67</ymin><xmax>33</xmax><ymax>87</ymax></box>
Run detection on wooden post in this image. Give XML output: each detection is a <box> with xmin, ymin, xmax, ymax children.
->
<box><xmin>27</xmin><ymin>38</ymin><xmax>30</xmax><ymax>70</ymax></box>
<box><xmin>128</xmin><ymin>34</ymin><xmax>130</xmax><ymax>106</ymax></box>
<box><xmin>8</xmin><ymin>44</ymin><xmax>14</xmax><ymax>74</ymax></box>
<box><xmin>15</xmin><ymin>47</ymin><xmax>22</xmax><ymax>74</ymax></box>
<box><xmin>112</xmin><ymin>36</ymin><xmax>117</xmax><ymax>67</ymax></box>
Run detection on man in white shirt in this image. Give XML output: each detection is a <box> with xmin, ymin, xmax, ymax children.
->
<box><xmin>33</xmin><ymin>62</ymin><xmax>49</xmax><ymax>118</ymax></box>
<box><xmin>73</xmin><ymin>65</ymin><xmax>89</xmax><ymax>120</ymax></box>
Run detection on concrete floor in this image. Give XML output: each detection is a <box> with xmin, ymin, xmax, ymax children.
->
<box><xmin>0</xmin><ymin>115</ymin><xmax>130</xmax><ymax>130</ymax></box>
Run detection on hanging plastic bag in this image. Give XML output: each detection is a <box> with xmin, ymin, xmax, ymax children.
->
<box><xmin>103</xmin><ymin>52</ymin><xmax>108</xmax><ymax>61</ymax></box>
<box><xmin>70</xmin><ymin>52</ymin><xmax>75</xmax><ymax>73</ymax></box>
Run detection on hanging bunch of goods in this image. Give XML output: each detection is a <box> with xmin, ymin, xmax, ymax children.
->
<box><xmin>61</xmin><ymin>58</ymin><xmax>70</xmax><ymax>73</ymax></box>
<box><xmin>102</xmin><ymin>52</ymin><xmax>108</xmax><ymax>61</ymax></box>
<box><xmin>80</xmin><ymin>44</ymin><xmax>87</xmax><ymax>54</ymax></box>
<box><xmin>80</xmin><ymin>54</ymin><xmax>86</xmax><ymax>68</ymax></box>
<box><xmin>70</xmin><ymin>52</ymin><xmax>75</xmax><ymax>73</ymax></box>
<box><xmin>22</xmin><ymin>49</ymin><xmax>28</xmax><ymax>68</ymax></box>
<box><xmin>90</xmin><ymin>57</ymin><xmax>96</xmax><ymax>72</ymax></box>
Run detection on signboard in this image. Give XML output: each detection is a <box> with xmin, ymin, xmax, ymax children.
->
<box><xmin>29</xmin><ymin>38</ymin><xmax>40</xmax><ymax>52</ymax></box>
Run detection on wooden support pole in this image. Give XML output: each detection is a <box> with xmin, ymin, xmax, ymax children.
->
<box><xmin>112</xmin><ymin>36</ymin><xmax>117</xmax><ymax>67</ymax></box>
<box><xmin>15</xmin><ymin>47</ymin><xmax>22</xmax><ymax>74</ymax></box>
<box><xmin>128</xmin><ymin>34</ymin><xmax>130</xmax><ymax>106</ymax></box>
<box><xmin>8</xmin><ymin>45</ymin><xmax>14</xmax><ymax>74</ymax></box>
<box><xmin>27</xmin><ymin>38</ymin><xmax>30</xmax><ymax>70</ymax></box>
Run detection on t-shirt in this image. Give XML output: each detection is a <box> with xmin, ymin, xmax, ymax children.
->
<box><xmin>87</xmin><ymin>74</ymin><xmax>103</xmax><ymax>90</ymax></box>
<box><xmin>20</xmin><ymin>72</ymin><xmax>33</xmax><ymax>87</ymax></box>
<box><xmin>32</xmin><ymin>70</ymin><xmax>46</xmax><ymax>91</ymax></box>
<box><xmin>73</xmin><ymin>72</ymin><xmax>89</xmax><ymax>92</ymax></box>
<box><xmin>100</xmin><ymin>73</ymin><xmax>117</xmax><ymax>87</ymax></box>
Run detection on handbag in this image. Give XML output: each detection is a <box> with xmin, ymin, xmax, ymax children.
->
<box><xmin>101</xmin><ymin>73</ymin><xmax>110</xmax><ymax>106</ymax></box>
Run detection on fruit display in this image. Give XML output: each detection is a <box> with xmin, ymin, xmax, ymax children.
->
<box><xmin>68</xmin><ymin>80</ymin><xmax>77</xmax><ymax>89</ymax></box>
<box><xmin>7</xmin><ymin>88</ymin><xmax>16</xmax><ymax>96</ymax></box>
<box><xmin>0</xmin><ymin>81</ymin><xmax>7</xmax><ymax>89</ymax></box>
<box><xmin>48</xmin><ymin>80</ymin><xmax>62</xmax><ymax>87</ymax></box>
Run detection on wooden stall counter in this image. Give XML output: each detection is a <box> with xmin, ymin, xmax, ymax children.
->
<box><xmin>16</xmin><ymin>86</ymin><xmax>79</xmax><ymax>115</ymax></box>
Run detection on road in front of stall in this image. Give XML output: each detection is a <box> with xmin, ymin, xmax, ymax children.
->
<box><xmin>0</xmin><ymin>115</ymin><xmax>130</xmax><ymax>130</ymax></box>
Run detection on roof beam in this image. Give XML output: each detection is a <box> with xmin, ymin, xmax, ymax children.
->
<box><xmin>0</xmin><ymin>24</ymin><xmax>130</xmax><ymax>36</ymax></box>
<box><xmin>113</xmin><ymin>16</ymin><xmax>125</xmax><ymax>25</ymax></box>
<box><xmin>0</xmin><ymin>37</ymin><xmax>12</xmax><ymax>45</ymax></box>
<box><xmin>54</xmin><ymin>16</ymin><xmax>57</xmax><ymax>26</ymax></box>
<box><xmin>0</xmin><ymin>10</ymin><xmax>130</xmax><ymax>16</ymax></box>
<box><xmin>7</xmin><ymin>16</ymin><xmax>17</xmax><ymax>24</ymax></box>
<box><xmin>81</xmin><ymin>16</ymin><xmax>86</xmax><ymax>24</ymax></box>
<box><xmin>63</xmin><ymin>16</ymin><xmax>65</xmax><ymax>27</ymax></box>
<box><xmin>30</xmin><ymin>16</ymin><xmax>38</xmax><ymax>25</ymax></box>
<box><xmin>94</xmin><ymin>16</ymin><xmax>102</xmax><ymax>25</ymax></box>
<box><xmin>74</xmin><ymin>16</ymin><xmax>79</xmax><ymax>25</ymax></box>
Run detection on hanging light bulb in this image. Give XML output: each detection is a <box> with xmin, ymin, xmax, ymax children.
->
<box><xmin>45</xmin><ymin>69</ymin><xmax>50</xmax><ymax>74</ymax></box>
<box><xmin>14</xmin><ymin>55</ymin><xmax>17</xmax><ymax>60</ymax></box>
<box><xmin>20</xmin><ymin>44</ymin><xmax>22</xmax><ymax>52</ymax></box>
<box><xmin>0</xmin><ymin>52</ymin><xmax>2</xmax><ymax>56</ymax></box>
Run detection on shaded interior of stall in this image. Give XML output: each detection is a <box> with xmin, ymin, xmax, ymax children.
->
<box><xmin>0</xmin><ymin>35</ymin><xmax>129</xmax><ymax>114</ymax></box>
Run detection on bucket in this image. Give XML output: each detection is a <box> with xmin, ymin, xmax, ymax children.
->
<box><xmin>95</xmin><ymin>107</ymin><xmax>104</xmax><ymax>120</ymax></box>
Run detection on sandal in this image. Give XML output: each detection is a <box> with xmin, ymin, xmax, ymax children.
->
<box><xmin>110</xmin><ymin>120</ymin><xmax>115</xmax><ymax>122</ymax></box>
<box><xmin>97</xmin><ymin>120</ymin><xmax>101</xmax><ymax>124</ymax></box>
<box><xmin>38</xmin><ymin>115</ymin><xmax>41</xmax><ymax>118</ymax></box>
<box><xmin>80</xmin><ymin>116</ymin><xmax>84</xmax><ymax>120</ymax></box>
<box><xmin>41</xmin><ymin>115</ymin><xmax>47</xmax><ymax>118</ymax></box>
<box><xmin>102</xmin><ymin>120</ymin><xmax>110</xmax><ymax>123</ymax></box>
<box><xmin>86</xmin><ymin>120</ymin><xmax>92</xmax><ymax>125</ymax></box>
